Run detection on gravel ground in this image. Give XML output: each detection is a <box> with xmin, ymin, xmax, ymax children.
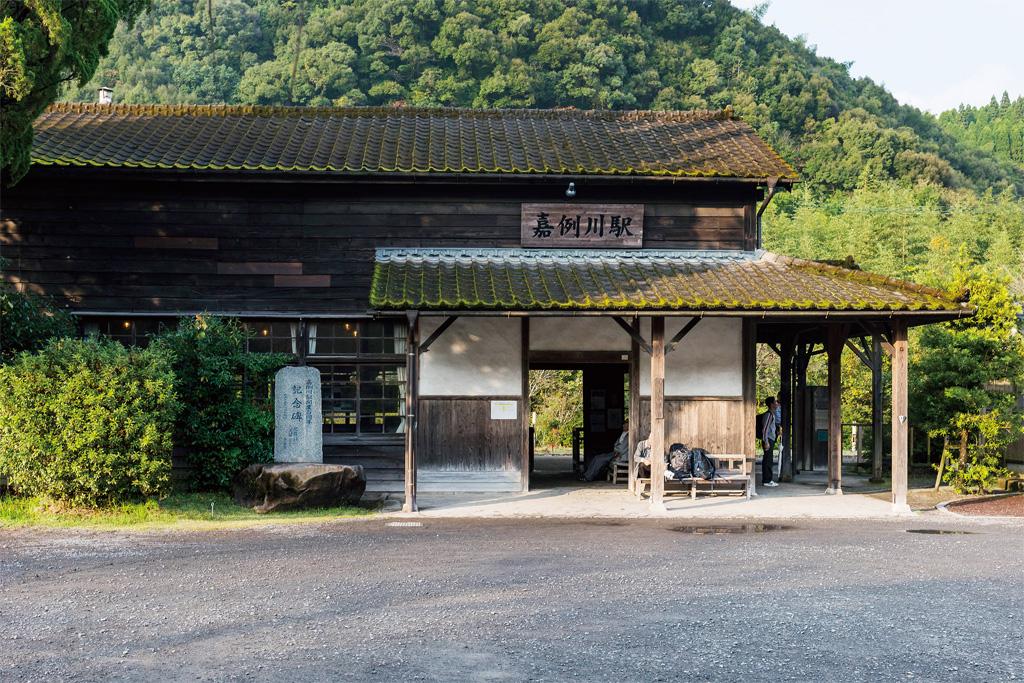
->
<box><xmin>1</xmin><ymin>516</ymin><xmax>1023</xmax><ymax>682</ymax></box>
<box><xmin>949</xmin><ymin>494</ymin><xmax>1024</xmax><ymax>517</ymax></box>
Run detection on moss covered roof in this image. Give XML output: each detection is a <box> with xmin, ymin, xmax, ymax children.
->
<box><xmin>370</xmin><ymin>248</ymin><xmax>965</xmax><ymax>313</ymax></box>
<box><xmin>32</xmin><ymin>104</ymin><xmax>796</xmax><ymax>180</ymax></box>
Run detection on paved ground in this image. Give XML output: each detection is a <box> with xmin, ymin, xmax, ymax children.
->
<box><xmin>2</xmin><ymin>516</ymin><xmax>1022</xmax><ymax>681</ymax></box>
<box><xmin>410</xmin><ymin>460</ymin><xmax>912</xmax><ymax>519</ymax></box>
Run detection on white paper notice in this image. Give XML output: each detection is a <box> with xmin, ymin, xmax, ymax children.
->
<box><xmin>490</xmin><ymin>400</ymin><xmax>518</xmax><ymax>420</ymax></box>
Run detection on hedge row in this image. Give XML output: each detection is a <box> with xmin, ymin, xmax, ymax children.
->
<box><xmin>0</xmin><ymin>317</ymin><xmax>289</xmax><ymax>506</ymax></box>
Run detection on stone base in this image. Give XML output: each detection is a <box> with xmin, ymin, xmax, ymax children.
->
<box><xmin>233</xmin><ymin>463</ymin><xmax>366</xmax><ymax>513</ymax></box>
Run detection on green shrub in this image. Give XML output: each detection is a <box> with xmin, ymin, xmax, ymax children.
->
<box><xmin>153</xmin><ymin>316</ymin><xmax>290</xmax><ymax>491</ymax></box>
<box><xmin>0</xmin><ymin>278</ymin><xmax>74</xmax><ymax>362</ymax></box>
<box><xmin>0</xmin><ymin>337</ymin><xmax>177</xmax><ymax>506</ymax></box>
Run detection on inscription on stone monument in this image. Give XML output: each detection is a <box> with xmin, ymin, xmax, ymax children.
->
<box><xmin>274</xmin><ymin>366</ymin><xmax>323</xmax><ymax>463</ymax></box>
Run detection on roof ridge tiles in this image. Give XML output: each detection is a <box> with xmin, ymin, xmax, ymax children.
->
<box><xmin>45</xmin><ymin>102</ymin><xmax>735</xmax><ymax>122</ymax></box>
<box><xmin>374</xmin><ymin>247</ymin><xmax>755</xmax><ymax>262</ymax></box>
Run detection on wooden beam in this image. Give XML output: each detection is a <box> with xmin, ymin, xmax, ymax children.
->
<box><xmin>871</xmin><ymin>334</ymin><xmax>885</xmax><ymax>483</ymax></box>
<box><xmin>743</xmin><ymin>320</ymin><xmax>758</xmax><ymax>492</ymax></box>
<box><xmin>403</xmin><ymin>311</ymin><xmax>420</xmax><ymax>513</ymax></box>
<box><xmin>891</xmin><ymin>322</ymin><xmax>911</xmax><ymax>513</ymax></box>
<box><xmin>628</xmin><ymin>317</ymin><xmax>641</xmax><ymax>495</ymax></box>
<box><xmin>419</xmin><ymin>315</ymin><xmax>458</xmax><ymax>353</ymax></box>
<box><xmin>845</xmin><ymin>338</ymin><xmax>871</xmax><ymax>368</ymax></box>
<box><xmin>665</xmin><ymin>317</ymin><xmax>702</xmax><ymax>355</ymax></box>
<box><xmin>521</xmin><ymin>317</ymin><xmax>530</xmax><ymax>492</ymax></box>
<box><xmin>794</xmin><ymin>345</ymin><xmax>809</xmax><ymax>473</ymax></box>
<box><xmin>649</xmin><ymin>316</ymin><xmax>666</xmax><ymax>509</ymax></box>
<box><xmin>826</xmin><ymin>325</ymin><xmax>845</xmax><ymax>494</ymax></box>
<box><xmin>612</xmin><ymin>316</ymin><xmax>652</xmax><ymax>356</ymax></box>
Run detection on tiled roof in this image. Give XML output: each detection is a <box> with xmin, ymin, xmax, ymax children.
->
<box><xmin>370</xmin><ymin>248</ymin><xmax>966</xmax><ymax>313</ymax></box>
<box><xmin>32</xmin><ymin>104</ymin><xmax>797</xmax><ymax>180</ymax></box>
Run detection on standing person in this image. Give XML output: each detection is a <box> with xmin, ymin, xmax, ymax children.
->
<box><xmin>759</xmin><ymin>396</ymin><xmax>780</xmax><ymax>487</ymax></box>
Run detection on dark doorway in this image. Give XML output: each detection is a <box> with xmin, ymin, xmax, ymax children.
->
<box><xmin>529</xmin><ymin>361</ymin><xmax>628</xmax><ymax>487</ymax></box>
<box><xmin>582</xmin><ymin>364</ymin><xmax>628</xmax><ymax>462</ymax></box>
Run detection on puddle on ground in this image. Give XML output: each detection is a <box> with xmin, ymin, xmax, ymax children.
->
<box><xmin>669</xmin><ymin>524</ymin><xmax>790</xmax><ymax>535</ymax></box>
<box><xmin>906</xmin><ymin>529</ymin><xmax>976</xmax><ymax>535</ymax></box>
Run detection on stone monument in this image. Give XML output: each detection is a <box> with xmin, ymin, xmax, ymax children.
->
<box><xmin>274</xmin><ymin>365</ymin><xmax>323</xmax><ymax>463</ymax></box>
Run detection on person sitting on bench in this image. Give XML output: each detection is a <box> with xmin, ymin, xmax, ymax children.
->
<box><xmin>581</xmin><ymin>420</ymin><xmax>630</xmax><ymax>481</ymax></box>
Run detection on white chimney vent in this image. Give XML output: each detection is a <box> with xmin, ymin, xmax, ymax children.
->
<box><xmin>98</xmin><ymin>87</ymin><xmax>113</xmax><ymax>105</ymax></box>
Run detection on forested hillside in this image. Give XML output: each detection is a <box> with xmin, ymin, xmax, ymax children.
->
<box><xmin>939</xmin><ymin>93</ymin><xmax>1024</xmax><ymax>170</ymax></box>
<box><xmin>59</xmin><ymin>0</ymin><xmax>1024</xmax><ymax>292</ymax></box>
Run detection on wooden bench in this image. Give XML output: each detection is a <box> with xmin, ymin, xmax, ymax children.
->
<box><xmin>635</xmin><ymin>455</ymin><xmax>752</xmax><ymax>500</ymax></box>
<box><xmin>607</xmin><ymin>458</ymin><xmax>629</xmax><ymax>485</ymax></box>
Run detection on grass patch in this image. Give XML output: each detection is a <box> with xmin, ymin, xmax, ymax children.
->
<box><xmin>0</xmin><ymin>492</ymin><xmax>374</xmax><ymax>530</ymax></box>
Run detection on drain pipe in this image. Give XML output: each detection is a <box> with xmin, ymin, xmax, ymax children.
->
<box><xmin>755</xmin><ymin>177</ymin><xmax>780</xmax><ymax>249</ymax></box>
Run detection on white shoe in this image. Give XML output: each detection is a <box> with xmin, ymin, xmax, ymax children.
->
<box><xmin>763</xmin><ymin>481</ymin><xmax>779</xmax><ymax>487</ymax></box>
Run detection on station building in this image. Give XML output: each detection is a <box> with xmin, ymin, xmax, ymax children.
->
<box><xmin>1</xmin><ymin>104</ymin><xmax>970</xmax><ymax>511</ymax></box>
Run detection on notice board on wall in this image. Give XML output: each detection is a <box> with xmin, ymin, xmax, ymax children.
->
<box><xmin>490</xmin><ymin>400</ymin><xmax>518</xmax><ymax>420</ymax></box>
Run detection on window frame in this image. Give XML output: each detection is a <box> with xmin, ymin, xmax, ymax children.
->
<box><xmin>301</xmin><ymin>318</ymin><xmax>408</xmax><ymax>445</ymax></box>
<box><xmin>80</xmin><ymin>315</ymin><xmax>409</xmax><ymax>446</ymax></box>
<box><xmin>79</xmin><ymin>316</ymin><xmax>177</xmax><ymax>347</ymax></box>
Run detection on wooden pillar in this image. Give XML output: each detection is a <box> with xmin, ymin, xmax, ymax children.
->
<box><xmin>826</xmin><ymin>325</ymin><xmax>845</xmax><ymax>494</ymax></box>
<box><xmin>403</xmin><ymin>311</ymin><xmax>420</xmax><ymax>513</ymax></box>
<box><xmin>779</xmin><ymin>337</ymin><xmax>795</xmax><ymax>482</ymax></box>
<box><xmin>891</xmin><ymin>322</ymin><xmax>911</xmax><ymax>513</ymax></box>
<box><xmin>628</xmin><ymin>317</ymin><xmax>641</xmax><ymax>494</ymax></box>
<box><xmin>521</xmin><ymin>317</ymin><xmax>530</xmax><ymax>492</ymax></box>
<box><xmin>793</xmin><ymin>345</ymin><xmax>808</xmax><ymax>473</ymax></box>
<box><xmin>649</xmin><ymin>316</ymin><xmax>666</xmax><ymax>509</ymax></box>
<box><xmin>743</xmin><ymin>320</ymin><xmax>757</xmax><ymax>493</ymax></box>
<box><xmin>870</xmin><ymin>334</ymin><xmax>885</xmax><ymax>483</ymax></box>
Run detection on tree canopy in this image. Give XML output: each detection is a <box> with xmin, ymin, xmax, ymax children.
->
<box><xmin>0</xmin><ymin>0</ymin><xmax>150</xmax><ymax>184</ymax></box>
<box><xmin>939</xmin><ymin>92</ymin><xmax>1024</xmax><ymax>171</ymax></box>
<box><xmin>910</xmin><ymin>264</ymin><xmax>1024</xmax><ymax>492</ymax></box>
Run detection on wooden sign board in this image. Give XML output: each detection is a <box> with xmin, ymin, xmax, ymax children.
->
<box><xmin>521</xmin><ymin>203</ymin><xmax>644</xmax><ymax>248</ymax></box>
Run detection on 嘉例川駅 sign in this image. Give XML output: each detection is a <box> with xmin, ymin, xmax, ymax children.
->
<box><xmin>521</xmin><ymin>203</ymin><xmax>644</xmax><ymax>248</ymax></box>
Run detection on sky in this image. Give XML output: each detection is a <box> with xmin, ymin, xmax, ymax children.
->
<box><xmin>729</xmin><ymin>0</ymin><xmax>1024</xmax><ymax>114</ymax></box>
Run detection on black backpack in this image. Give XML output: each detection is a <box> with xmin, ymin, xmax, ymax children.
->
<box><xmin>756</xmin><ymin>410</ymin><xmax>768</xmax><ymax>437</ymax></box>
<box><xmin>689</xmin><ymin>448</ymin><xmax>717</xmax><ymax>480</ymax></box>
<box><xmin>668</xmin><ymin>443</ymin><xmax>691</xmax><ymax>475</ymax></box>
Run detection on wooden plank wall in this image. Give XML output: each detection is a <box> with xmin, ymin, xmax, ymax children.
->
<box><xmin>0</xmin><ymin>174</ymin><xmax>757</xmax><ymax>313</ymax></box>
<box><xmin>324</xmin><ymin>444</ymin><xmax>404</xmax><ymax>494</ymax></box>
<box><xmin>637</xmin><ymin>398</ymin><xmax>746</xmax><ymax>455</ymax></box>
<box><xmin>416</xmin><ymin>397</ymin><xmax>524</xmax><ymax>473</ymax></box>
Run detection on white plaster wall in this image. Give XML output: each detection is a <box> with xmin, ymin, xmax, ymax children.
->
<box><xmin>639</xmin><ymin>317</ymin><xmax>742</xmax><ymax>396</ymax></box>
<box><xmin>530</xmin><ymin>317</ymin><xmax>631</xmax><ymax>352</ymax></box>
<box><xmin>418</xmin><ymin>317</ymin><xmax>522</xmax><ymax>396</ymax></box>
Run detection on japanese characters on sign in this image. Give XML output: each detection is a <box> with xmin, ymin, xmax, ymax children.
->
<box><xmin>274</xmin><ymin>366</ymin><xmax>323</xmax><ymax>463</ymax></box>
<box><xmin>521</xmin><ymin>203</ymin><xmax>644</xmax><ymax>248</ymax></box>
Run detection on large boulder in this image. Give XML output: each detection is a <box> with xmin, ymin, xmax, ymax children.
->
<box><xmin>233</xmin><ymin>463</ymin><xmax>366</xmax><ymax>513</ymax></box>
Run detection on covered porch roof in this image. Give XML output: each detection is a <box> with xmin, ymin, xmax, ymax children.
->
<box><xmin>370</xmin><ymin>248</ymin><xmax>970</xmax><ymax>324</ymax></box>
